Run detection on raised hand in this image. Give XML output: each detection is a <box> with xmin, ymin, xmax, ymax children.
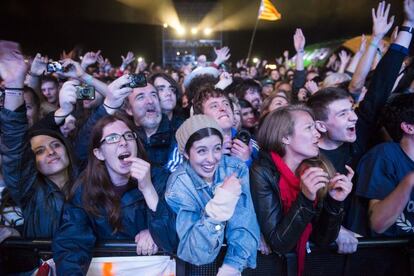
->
<box><xmin>372</xmin><ymin>1</ymin><xmax>395</xmax><ymax>39</ymax></box>
<box><xmin>105</xmin><ymin>74</ymin><xmax>133</xmax><ymax>111</ymax></box>
<box><xmin>0</xmin><ymin>41</ymin><xmax>27</xmax><ymax>86</ymax></box>
<box><xmin>214</xmin><ymin>46</ymin><xmax>231</xmax><ymax>65</ymax></box>
<box><xmin>121</xmin><ymin>51</ymin><xmax>135</xmax><ymax>69</ymax></box>
<box><xmin>404</xmin><ymin>0</ymin><xmax>414</xmax><ymax>24</ymax></box>
<box><xmin>294</xmin><ymin>28</ymin><xmax>306</xmax><ymax>53</ymax></box>
<box><xmin>135</xmin><ymin>57</ymin><xmax>147</xmax><ymax>73</ymax></box>
<box><xmin>300</xmin><ymin>167</ymin><xmax>329</xmax><ymax>201</ymax></box>
<box><xmin>58</xmin><ymin>80</ymin><xmax>79</xmax><ymax>115</ymax></box>
<box><xmin>57</xmin><ymin>59</ymin><xmax>85</xmax><ymax>79</ymax></box>
<box><xmin>81</xmin><ymin>50</ymin><xmax>101</xmax><ymax>70</ymax></box>
<box><xmin>60</xmin><ymin>49</ymin><xmax>76</xmax><ymax>60</ymax></box>
<box><xmin>328</xmin><ymin>165</ymin><xmax>354</xmax><ymax>201</ymax></box>
<box><xmin>215</xmin><ymin>72</ymin><xmax>233</xmax><ymax>90</ymax></box>
<box><xmin>29</xmin><ymin>53</ymin><xmax>48</xmax><ymax>76</ymax></box>
<box><xmin>338</xmin><ymin>50</ymin><xmax>351</xmax><ymax>66</ymax></box>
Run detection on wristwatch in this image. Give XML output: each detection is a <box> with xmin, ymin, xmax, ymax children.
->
<box><xmin>400</xmin><ymin>26</ymin><xmax>414</xmax><ymax>34</ymax></box>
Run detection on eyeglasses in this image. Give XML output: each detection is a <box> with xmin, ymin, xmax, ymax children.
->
<box><xmin>155</xmin><ymin>85</ymin><xmax>177</xmax><ymax>94</ymax></box>
<box><xmin>100</xmin><ymin>131</ymin><xmax>137</xmax><ymax>145</ymax></box>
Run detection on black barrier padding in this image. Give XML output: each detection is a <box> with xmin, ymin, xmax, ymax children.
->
<box><xmin>304</xmin><ymin>247</ymin><xmax>410</xmax><ymax>276</ymax></box>
<box><xmin>243</xmin><ymin>253</ymin><xmax>288</xmax><ymax>276</ymax></box>
<box><xmin>1</xmin><ymin>238</ymin><xmax>413</xmax><ymax>276</ymax></box>
<box><xmin>0</xmin><ymin>247</ymin><xmax>39</xmax><ymax>274</ymax></box>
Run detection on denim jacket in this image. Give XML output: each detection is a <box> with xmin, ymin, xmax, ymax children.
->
<box><xmin>165</xmin><ymin>155</ymin><xmax>259</xmax><ymax>272</ymax></box>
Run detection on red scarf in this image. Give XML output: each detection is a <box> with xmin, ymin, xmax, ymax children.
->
<box><xmin>270</xmin><ymin>152</ymin><xmax>312</xmax><ymax>276</ymax></box>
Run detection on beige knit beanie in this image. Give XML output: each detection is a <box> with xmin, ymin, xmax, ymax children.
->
<box><xmin>176</xmin><ymin>114</ymin><xmax>224</xmax><ymax>154</ymax></box>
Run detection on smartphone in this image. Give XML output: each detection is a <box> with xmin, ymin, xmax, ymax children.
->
<box><xmin>47</xmin><ymin>61</ymin><xmax>64</xmax><ymax>73</ymax></box>
<box><xmin>128</xmin><ymin>73</ymin><xmax>147</xmax><ymax>88</ymax></box>
<box><xmin>75</xmin><ymin>85</ymin><xmax>95</xmax><ymax>100</ymax></box>
<box><xmin>234</xmin><ymin>129</ymin><xmax>251</xmax><ymax>145</ymax></box>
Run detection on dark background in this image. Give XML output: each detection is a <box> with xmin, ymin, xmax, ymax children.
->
<box><xmin>0</xmin><ymin>0</ymin><xmax>405</xmax><ymax>64</ymax></box>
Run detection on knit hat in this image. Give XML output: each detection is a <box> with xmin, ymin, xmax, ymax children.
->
<box><xmin>176</xmin><ymin>115</ymin><xmax>224</xmax><ymax>154</ymax></box>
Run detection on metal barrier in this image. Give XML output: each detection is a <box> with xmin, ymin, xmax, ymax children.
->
<box><xmin>1</xmin><ymin>237</ymin><xmax>413</xmax><ymax>275</ymax></box>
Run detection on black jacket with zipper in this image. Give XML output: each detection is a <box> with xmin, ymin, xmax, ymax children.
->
<box><xmin>250</xmin><ymin>151</ymin><xmax>344</xmax><ymax>255</ymax></box>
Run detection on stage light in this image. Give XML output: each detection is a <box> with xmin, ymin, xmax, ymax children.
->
<box><xmin>163</xmin><ymin>23</ymin><xmax>168</xmax><ymax>28</ymax></box>
<box><xmin>176</xmin><ymin>26</ymin><xmax>186</xmax><ymax>36</ymax></box>
<box><xmin>137</xmin><ymin>57</ymin><xmax>143</xmax><ymax>62</ymax></box>
<box><xmin>191</xmin><ymin>27</ymin><xmax>198</xmax><ymax>35</ymax></box>
<box><xmin>265</xmin><ymin>64</ymin><xmax>277</xmax><ymax>70</ymax></box>
<box><xmin>203</xmin><ymin>28</ymin><xmax>212</xmax><ymax>36</ymax></box>
<box><xmin>253</xmin><ymin>57</ymin><xmax>259</xmax><ymax>64</ymax></box>
<box><xmin>177</xmin><ymin>51</ymin><xmax>180</xmax><ymax>56</ymax></box>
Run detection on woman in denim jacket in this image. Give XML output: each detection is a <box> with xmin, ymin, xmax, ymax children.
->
<box><xmin>166</xmin><ymin>115</ymin><xmax>260</xmax><ymax>276</ymax></box>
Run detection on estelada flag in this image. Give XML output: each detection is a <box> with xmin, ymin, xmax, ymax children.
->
<box><xmin>258</xmin><ymin>0</ymin><xmax>282</xmax><ymax>21</ymax></box>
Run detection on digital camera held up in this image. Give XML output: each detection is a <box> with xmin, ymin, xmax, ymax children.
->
<box><xmin>75</xmin><ymin>85</ymin><xmax>95</xmax><ymax>100</ymax></box>
<box><xmin>46</xmin><ymin>61</ymin><xmax>64</xmax><ymax>73</ymax></box>
<box><xmin>126</xmin><ymin>73</ymin><xmax>147</xmax><ymax>88</ymax></box>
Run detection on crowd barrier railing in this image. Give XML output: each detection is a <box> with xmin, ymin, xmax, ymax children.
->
<box><xmin>1</xmin><ymin>237</ymin><xmax>413</xmax><ymax>275</ymax></box>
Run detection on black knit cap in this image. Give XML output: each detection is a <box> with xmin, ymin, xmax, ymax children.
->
<box><xmin>26</xmin><ymin>119</ymin><xmax>79</xmax><ymax>182</ymax></box>
<box><xmin>27</xmin><ymin>125</ymin><xmax>67</xmax><ymax>146</ymax></box>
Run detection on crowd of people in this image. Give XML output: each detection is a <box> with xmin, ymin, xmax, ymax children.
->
<box><xmin>1</xmin><ymin>0</ymin><xmax>414</xmax><ymax>275</ymax></box>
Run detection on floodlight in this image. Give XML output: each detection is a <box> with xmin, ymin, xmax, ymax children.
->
<box><xmin>191</xmin><ymin>27</ymin><xmax>198</xmax><ymax>35</ymax></box>
<box><xmin>203</xmin><ymin>28</ymin><xmax>212</xmax><ymax>36</ymax></box>
<box><xmin>176</xmin><ymin>26</ymin><xmax>186</xmax><ymax>36</ymax></box>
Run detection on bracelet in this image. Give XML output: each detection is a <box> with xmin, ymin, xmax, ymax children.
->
<box><xmin>400</xmin><ymin>26</ymin><xmax>414</xmax><ymax>35</ymax></box>
<box><xmin>297</xmin><ymin>49</ymin><xmax>305</xmax><ymax>54</ymax></box>
<box><xmin>27</xmin><ymin>71</ymin><xmax>40</xmax><ymax>78</ymax></box>
<box><xmin>4</xmin><ymin>87</ymin><xmax>24</xmax><ymax>91</ymax></box>
<box><xmin>103</xmin><ymin>102</ymin><xmax>123</xmax><ymax>109</ymax></box>
<box><xmin>5</xmin><ymin>90</ymin><xmax>23</xmax><ymax>96</ymax></box>
<box><xmin>54</xmin><ymin>112</ymin><xmax>71</xmax><ymax>118</ymax></box>
<box><xmin>369</xmin><ymin>41</ymin><xmax>378</xmax><ymax>49</ymax></box>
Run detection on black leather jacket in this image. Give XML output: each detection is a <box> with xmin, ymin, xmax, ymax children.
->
<box><xmin>250</xmin><ymin>152</ymin><xmax>344</xmax><ymax>255</ymax></box>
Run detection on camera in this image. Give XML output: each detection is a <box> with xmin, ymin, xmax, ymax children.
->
<box><xmin>47</xmin><ymin>61</ymin><xmax>64</xmax><ymax>73</ymax></box>
<box><xmin>75</xmin><ymin>85</ymin><xmax>95</xmax><ymax>100</ymax></box>
<box><xmin>127</xmin><ymin>73</ymin><xmax>147</xmax><ymax>88</ymax></box>
<box><xmin>235</xmin><ymin>129</ymin><xmax>251</xmax><ymax>145</ymax></box>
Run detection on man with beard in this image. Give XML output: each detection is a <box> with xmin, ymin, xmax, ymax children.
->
<box><xmin>125</xmin><ymin>83</ymin><xmax>176</xmax><ymax>167</ymax></box>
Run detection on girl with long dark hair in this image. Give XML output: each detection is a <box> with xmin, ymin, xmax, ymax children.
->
<box><xmin>53</xmin><ymin>113</ymin><xmax>177</xmax><ymax>275</ymax></box>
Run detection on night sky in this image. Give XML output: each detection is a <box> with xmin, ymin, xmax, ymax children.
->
<box><xmin>0</xmin><ymin>0</ymin><xmax>405</xmax><ymax>64</ymax></box>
